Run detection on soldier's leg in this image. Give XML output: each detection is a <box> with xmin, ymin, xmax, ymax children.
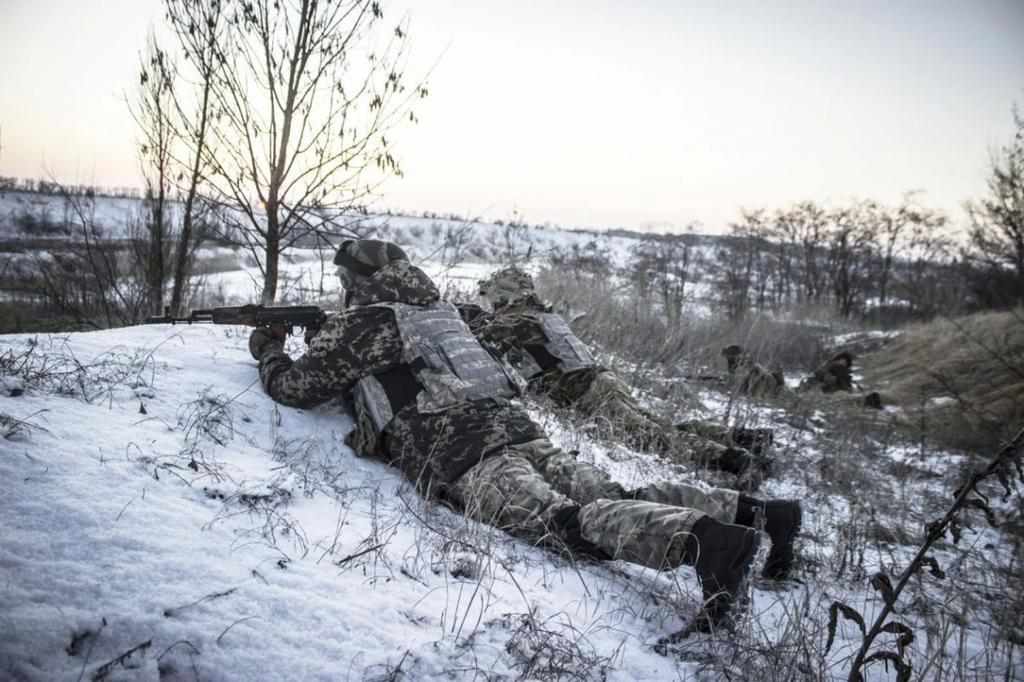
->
<box><xmin>576</xmin><ymin>371</ymin><xmax>675</xmax><ymax>452</ymax></box>
<box><xmin>628</xmin><ymin>479</ymin><xmax>740</xmax><ymax>526</ymax></box>
<box><xmin>675</xmin><ymin>419</ymin><xmax>732</xmax><ymax>444</ymax></box>
<box><xmin>577</xmin><ymin>498</ymin><xmax>703</xmax><ymax>568</ymax></box>
<box><xmin>507</xmin><ymin>438</ymin><xmax>627</xmax><ymax>506</ymax></box>
<box><xmin>669</xmin><ymin>432</ymin><xmax>767</xmax><ymax>491</ymax></box>
<box><xmin>627</xmin><ymin>480</ymin><xmax>802</xmax><ymax>582</ymax></box>
<box><xmin>578</xmin><ymin>498</ymin><xmax>760</xmax><ymax>625</ymax></box>
<box><xmin>448</xmin><ymin>452</ymin><xmax>574</xmax><ymax>542</ymax></box>
<box><xmin>675</xmin><ymin>420</ymin><xmax>775</xmax><ymax>474</ymax></box>
<box><xmin>454</xmin><ymin>444</ymin><xmax>760</xmax><ymax>624</ymax></box>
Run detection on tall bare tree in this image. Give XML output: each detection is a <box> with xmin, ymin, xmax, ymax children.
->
<box><xmin>163</xmin><ymin>0</ymin><xmax>230</xmax><ymax>314</ymax></box>
<box><xmin>774</xmin><ymin>201</ymin><xmax>829</xmax><ymax>305</ymax></box>
<box><xmin>132</xmin><ymin>36</ymin><xmax>176</xmax><ymax>314</ymax></box>
<box><xmin>195</xmin><ymin>0</ymin><xmax>424</xmax><ymax>303</ymax></box>
<box><xmin>871</xmin><ymin>194</ymin><xmax>947</xmax><ymax>306</ymax></box>
<box><xmin>966</xmin><ymin>106</ymin><xmax>1024</xmax><ymax>307</ymax></box>
<box><xmin>825</xmin><ymin>203</ymin><xmax>876</xmax><ymax>318</ymax></box>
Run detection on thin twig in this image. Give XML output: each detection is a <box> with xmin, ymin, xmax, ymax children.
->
<box><xmin>216</xmin><ymin>615</ymin><xmax>260</xmax><ymax>645</ymax></box>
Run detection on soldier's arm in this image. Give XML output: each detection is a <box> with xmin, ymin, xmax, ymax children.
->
<box><xmin>255</xmin><ymin>307</ymin><xmax>400</xmax><ymax>408</ymax></box>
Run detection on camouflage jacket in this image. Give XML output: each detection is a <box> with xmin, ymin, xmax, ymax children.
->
<box><xmin>255</xmin><ymin>261</ymin><xmax>544</xmax><ymax>492</ymax></box>
<box><xmin>457</xmin><ymin>300</ymin><xmax>603</xmax><ymax>406</ymax></box>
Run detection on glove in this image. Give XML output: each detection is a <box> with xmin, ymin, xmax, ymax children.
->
<box><xmin>303</xmin><ymin>325</ymin><xmax>321</xmax><ymax>346</ymax></box>
<box><xmin>248</xmin><ymin>324</ymin><xmax>287</xmax><ymax>360</ymax></box>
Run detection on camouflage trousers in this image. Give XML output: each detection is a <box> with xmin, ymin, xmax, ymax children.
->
<box><xmin>676</xmin><ymin>419</ymin><xmax>774</xmax><ymax>457</ymax></box>
<box><xmin>575</xmin><ymin>371</ymin><xmax>738</xmax><ymax>471</ymax></box>
<box><xmin>733</xmin><ymin>363</ymin><xmax>785</xmax><ymax>398</ymax></box>
<box><xmin>448</xmin><ymin>437</ymin><xmax>739</xmax><ymax>571</ymax></box>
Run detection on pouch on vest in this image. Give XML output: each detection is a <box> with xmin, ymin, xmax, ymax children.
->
<box><xmin>538</xmin><ymin>313</ymin><xmax>596</xmax><ymax>372</ymax></box>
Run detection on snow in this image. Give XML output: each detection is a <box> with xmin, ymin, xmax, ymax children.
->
<box><xmin>0</xmin><ymin>327</ymin><xmax>694</xmax><ymax>680</ymax></box>
<box><xmin>832</xmin><ymin>329</ymin><xmax>902</xmax><ymax>347</ymax></box>
<box><xmin>2</xmin><ymin>191</ymin><xmax>1021</xmax><ymax>680</ymax></box>
<box><xmin>2</xmin><ymin>323</ymin><xmax>1018</xmax><ymax>680</ymax></box>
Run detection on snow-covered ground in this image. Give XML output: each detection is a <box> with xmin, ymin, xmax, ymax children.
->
<box><xmin>0</xmin><ymin>326</ymin><xmax>715</xmax><ymax>680</ymax></box>
<box><xmin>2</xmin><ymin>321</ymin><xmax>1019</xmax><ymax>681</ymax></box>
<box><xmin>1</xmin><ymin>190</ymin><xmax>1020</xmax><ymax>680</ymax></box>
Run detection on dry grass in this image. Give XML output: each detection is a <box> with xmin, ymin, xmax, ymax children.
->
<box><xmin>863</xmin><ymin>308</ymin><xmax>1024</xmax><ymax>453</ymax></box>
<box><xmin>533</xmin><ymin>267</ymin><xmax>836</xmax><ymax>379</ymax></box>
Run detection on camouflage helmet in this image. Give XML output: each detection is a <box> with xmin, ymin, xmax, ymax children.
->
<box><xmin>334</xmin><ymin>239</ymin><xmax>409</xmax><ymax>276</ymax></box>
<box><xmin>477</xmin><ymin>266</ymin><xmax>536</xmax><ymax>308</ymax></box>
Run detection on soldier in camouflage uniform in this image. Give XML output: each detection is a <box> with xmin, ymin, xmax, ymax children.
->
<box><xmin>463</xmin><ymin>267</ymin><xmax>774</xmax><ymax>488</ymax></box>
<box><xmin>721</xmin><ymin>344</ymin><xmax>787</xmax><ymax>398</ymax></box>
<box><xmin>249</xmin><ymin>241</ymin><xmax>801</xmax><ymax>628</ymax></box>
<box><xmin>674</xmin><ymin>419</ymin><xmax>775</xmax><ymax>457</ymax></box>
<box><xmin>799</xmin><ymin>351</ymin><xmax>855</xmax><ymax>394</ymax></box>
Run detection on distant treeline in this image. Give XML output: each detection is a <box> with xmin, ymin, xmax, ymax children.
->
<box><xmin>0</xmin><ymin>177</ymin><xmax>143</xmax><ymax>200</ymax></box>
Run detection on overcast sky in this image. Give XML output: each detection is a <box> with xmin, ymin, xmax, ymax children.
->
<box><xmin>1</xmin><ymin>0</ymin><xmax>1022</xmax><ymax>233</ymax></box>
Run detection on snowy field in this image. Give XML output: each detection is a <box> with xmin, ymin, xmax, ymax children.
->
<box><xmin>1</xmin><ymin>321</ymin><xmax>1019</xmax><ymax>681</ymax></box>
<box><xmin>1</xmin><ymin>191</ymin><xmax>1020</xmax><ymax>680</ymax></box>
<box><xmin>0</xmin><ymin>325</ymin><xmax>729</xmax><ymax>680</ymax></box>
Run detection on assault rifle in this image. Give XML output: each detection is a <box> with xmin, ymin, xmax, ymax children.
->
<box><xmin>145</xmin><ymin>304</ymin><xmax>327</xmax><ymax>336</ymax></box>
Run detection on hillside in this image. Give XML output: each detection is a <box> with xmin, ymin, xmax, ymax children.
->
<box><xmin>861</xmin><ymin>308</ymin><xmax>1024</xmax><ymax>453</ymax></box>
<box><xmin>0</xmin><ymin>189</ymin><xmax>714</xmax><ymax>267</ymax></box>
<box><xmin>1</xmin><ymin>189</ymin><xmax>1023</xmax><ymax>681</ymax></box>
<box><xmin>1</xmin><ymin>314</ymin><xmax>1021</xmax><ymax>680</ymax></box>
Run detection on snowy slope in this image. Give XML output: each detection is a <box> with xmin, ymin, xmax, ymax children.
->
<box><xmin>2</xmin><ymin>322</ymin><xmax>1019</xmax><ymax>681</ymax></box>
<box><xmin>1</xmin><ymin>190</ymin><xmax>1019</xmax><ymax>679</ymax></box>
<box><xmin>0</xmin><ymin>326</ymin><xmax>702</xmax><ymax>681</ymax></box>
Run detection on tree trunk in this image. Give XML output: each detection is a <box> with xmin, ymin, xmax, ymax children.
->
<box><xmin>170</xmin><ymin>79</ymin><xmax>212</xmax><ymax>315</ymax></box>
<box><xmin>262</xmin><ymin>204</ymin><xmax>280</xmax><ymax>304</ymax></box>
<box><xmin>147</xmin><ymin>190</ymin><xmax>165</xmax><ymax>315</ymax></box>
<box><xmin>170</xmin><ymin>211</ymin><xmax>194</xmax><ymax>315</ymax></box>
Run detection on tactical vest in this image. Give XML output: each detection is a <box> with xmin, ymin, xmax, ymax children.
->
<box><xmin>353</xmin><ymin>302</ymin><xmax>520</xmax><ymax>434</ymax></box>
<box><xmin>537</xmin><ymin>313</ymin><xmax>596</xmax><ymax>372</ymax></box>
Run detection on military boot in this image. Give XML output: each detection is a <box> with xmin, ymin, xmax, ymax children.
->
<box><xmin>735</xmin><ymin>495</ymin><xmax>802</xmax><ymax>580</ymax></box>
<box><xmin>711</xmin><ymin>447</ymin><xmax>774</xmax><ymax>492</ymax></box>
<box><xmin>683</xmin><ymin>516</ymin><xmax>761</xmax><ymax>630</ymax></box>
<box><xmin>714</xmin><ymin>447</ymin><xmax>756</xmax><ymax>476</ymax></box>
<box><xmin>731</xmin><ymin>426</ymin><xmax>774</xmax><ymax>456</ymax></box>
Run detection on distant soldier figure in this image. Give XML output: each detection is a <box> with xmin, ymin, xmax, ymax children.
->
<box><xmin>800</xmin><ymin>351</ymin><xmax>855</xmax><ymax>393</ymax></box>
<box><xmin>249</xmin><ymin>241</ymin><xmax>802</xmax><ymax>630</ymax></box>
<box><xmin>674</xmin><ymin>419</ymin><xmax>775</xmax><ymax>458</ymax></box>
<box><xmin>721</xmin><ymin>344</ymin><xmax>786</xmax><ymax>398</ymax></box>
<box><xmin>465</xmin><ymin>267</ymin><xmax>774</xmax><ymax>489</ymax></box>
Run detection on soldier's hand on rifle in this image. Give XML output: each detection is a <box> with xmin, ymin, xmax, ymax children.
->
<box><xmin>303</xmin><ymin>325</ymin><xmax>321</xmax><ymax>346</ymax></box>
<box><xmin>248</xmin><ymin>324</ymin><xmax>289</xmax><ymax>360</ymax></box>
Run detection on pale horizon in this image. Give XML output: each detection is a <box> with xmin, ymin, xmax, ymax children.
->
<box><xmin>1</xmin><ymin>0</ymin><xmax>1022</xmax><ymax>234</ymax></box>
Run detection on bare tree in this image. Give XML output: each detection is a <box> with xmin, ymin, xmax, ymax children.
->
<box><xmin>194</xmin><ymin>0</ymin><xmax>425</xmax><ymax>303</ymax></box>
<box><xmin>131</xmin><ymin>35</ymin><xmax>176</xmax><ymax>314</ymax></box>
<box><xmin>774</xmin><ymin>201</ymin><xmax>829</xmax><ymax>305</ymax></box>
<box><xmin>712</xmin><ymin>213</ymin><xmax>767</xmax><ymax>321</ymax></box>
<box><xmin>871</xmin><ymin>194</ymin><xmax>947</xmax><ymax>306</ymax></box>
<box><xmin>899</xmin><ymin>224</ymin><xmax>956</xmax><ymax>316</ymax></box>
<box><xmin>32</xmin><ymin>183</ymin><xmax>150</xmax><ymax>328</ymax></box>
<box><xmin>630</xmin><ymin>233</ymin><xmax>698</xmax><ymax>322</ymax></box>
<box><xmin>966</xmin><ymin>106</ymin><xmax>1024</xmax><ymax>307</ymax></box>
<box><xmin>163</xmin><ymin>0</ymin><xmax>231</xmax><ymax>314</ymax></box>
<box><xmin>825</xmin><ymin>203</ymin><xmax>876</xmax><ymax>318</ymax></box>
